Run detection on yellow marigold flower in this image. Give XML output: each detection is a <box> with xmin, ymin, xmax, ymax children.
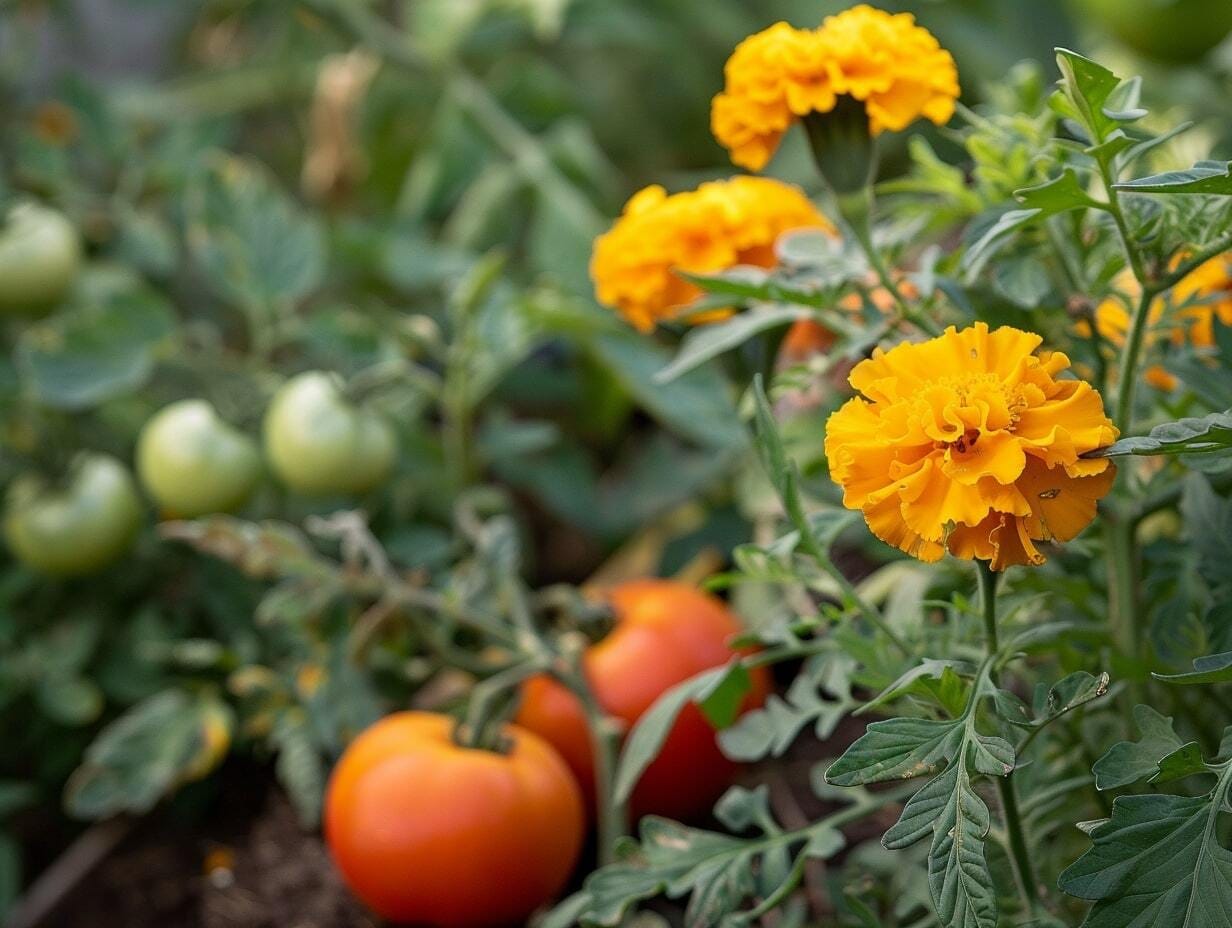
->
<box><xmin>1089</xmin><ymin>254</ymin><xmax>1232</xmax><ymax>391</ymax></box>
<box><xmin>590</xmin><ymin>176</ymin><xmax>831</xmax><ymax>332</ymax></box>
<box><xmin>825</xmin><ymin>322</ymin><xmax>1118</xmax><ymax>571</ymax></box>
<box><xmin>711</xmin><ymin>6</ymin><xmax>959</xmax><ymax>172</ymax></box>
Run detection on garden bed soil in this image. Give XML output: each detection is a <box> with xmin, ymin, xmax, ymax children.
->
<box><xmin>29</xmin><ymin>717</ymin><xmax>883</xmax><ymax>928</ymax></box>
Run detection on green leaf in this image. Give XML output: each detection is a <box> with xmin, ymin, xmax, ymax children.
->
<box><xmin>587</xmin><ymin>331</ymin><xmax>745</xmax><ymax>449</ymax></box>
<box><xmin>63</xmin><ymin>690</ymin><xmax>204</xmax><ymax>819</ymax></box>
<box><xmin>1115</xmin><ymin>161</ymin><xmax>1232</xmax><ymax>196</ymax></box>
<box><xmin>1053</xmin><ymin>49</ymin><xmax>1128</xmax><ymax>145</ymax></box>
<box><xmin>825</xmin><ymin>717</ymin><xmax>965</xmax><ymax>786</ymax></box>
<box><xmin>1086</xmin><ymin>412</ymin><xmax>1232</xmax><ymax>459</ymax></box>
<box><xmin>926</xmin><ymin>767</ymin><xmax>998</xmax><ymax>928</ymax></box>
<box><xmin>963</xmin><ymin>171</ymin><xmax>1103</xmax><ymax>274</ymax></box>
<box><xmin>1092</xmin><ymin>705</ymin><xmax>1186</xmax><ymax>790</ymax></box>
<box><xmin>553</xmin><ymin>793</ymin><xmax>858</xmax><ymax>927</ymax></box>
<box><xmin>1031</xmin><ymin>670</ymin><xmax>1111</xmax><ymax>724</ymax></box>
<box><xmin>1059</xmin><ymin>783</ymin><xmax>1232</xmax><ymax>927</ymax></box>
<box><xmin>826</xmin><ymin>674</ymin><xmax>1015</xmax><ymax>928</ymax></box>
<box><xmin>857</xmin><ymin>660</ymin><xmax>975</xmax><ymax>718</ymax></box>
<box><xmin>655</xmin><ymin>306</ymin><xmax>809</xmax><ymax>384</ymax></box>
<box><xmin>271</xmin><ymin>710</ymin><xmax>325</xmax><ymax>828</ymax></box>
<box><xmin>1016</xmin><ymin>169</ymin><xmax>1105</xmax><ymax>213</ymax></box>
<box><xmin>16</xmin><ymin>285</ymin><xmax>175</xmax><ymax>410</ymax></box>
<box><xmin>37</xmin><ymin>676</ymin><xmax>104</xmax><ymax>726</ymax></box>
<box><xmin>1152</xmin><ymin>742</ymin><xmax>1209</xmax><ymax>785</ymax></box>
<box><xmin>614</xmin><ymin>664</ymin><xmax>733</xmax><ymax>806</ymax></box>
<box><xmin>719</xmin><ymin>653</ymin><xmax>857</xmax><ymax>761</ymax></box>
<box><xmin>186</xmin><ymin>153</ymin><xmax>326</xmax><ymax>311</ymax></box>
<box><xmin>1153</xmin><ymin>650</ymin><xmax>1232</xmax><ymax>686</ymax></box>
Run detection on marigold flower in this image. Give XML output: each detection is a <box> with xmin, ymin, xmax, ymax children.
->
<box><xmin>711</xmin><ymin>5</ymin><xmax>959</xmax><ymax>172</ymax></box>
<box><xmin>1089</xmin><ymin>254</ymin><xmax>1232</xmax><ymax>390</ymax></box>
<box><xmin>590</xmin><ymin>176</ymin><xmax>831</xmax><ymax>331</ymax></box>
<box><xmin>825</xmin><ymin>322</ymin><xmax>1118</xmax><ymax>570</ymax></box>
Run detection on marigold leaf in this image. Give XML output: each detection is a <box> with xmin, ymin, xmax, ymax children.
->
<box><xmin>1115</xmin><ymin>160</ymin><xmax>1232</xmax><ymax>196</ymax></box>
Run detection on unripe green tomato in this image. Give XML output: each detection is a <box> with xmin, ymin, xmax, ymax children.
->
<box><xmin>0</xmin><ymin>202</ymin><xmax>83</xmax><ymax>316</ymax></box>
<box><xmin>4</xmin><ymin>453</ymin><xmax>143</xmax><ymax>576</ymax></box>
<box><xmin>1072</xmin><ymin>0</ymin><xmax>1232</xmax><ymax>63</ymax></box>
<box><xmin>136</xmin><ymin>400</ymin><xmax>262</xmax><ymax>518</ymax></box>
<box><xmin>263</xmin><ymin>372</ymin><xmax>396</xmax><ymax>496</ymax></box>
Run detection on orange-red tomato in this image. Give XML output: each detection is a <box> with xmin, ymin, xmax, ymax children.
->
<box><xmin>324</xmin><ymin>711</ymin><xmax>584</xmax><ymax>927</ymax></box>
<box><xmin>516</xmin><ymin>579</ymin><xmax>769</xmax><ymax>822</ymax></box>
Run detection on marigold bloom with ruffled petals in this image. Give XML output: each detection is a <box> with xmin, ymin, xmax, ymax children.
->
<box><xmin>1089</xmin><ymin>254</ymin><xmax>1232</xmax><ymax>390</ymax></box>
<box><xmin>590</xmin><ymin>176</ymin><xmax>831</xmax><ymax>332</ymax></box>
<box><xmin>825</xmin><ymin>323</ymin><xmax>1118</xmax><ymax>570</ymax></box>
<box><xmin>711</xmin><ymin>6</ymin><xmax>959</xmax><ymax>172</ymax></box>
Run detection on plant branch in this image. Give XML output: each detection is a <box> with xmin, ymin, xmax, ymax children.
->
<box><xmin>976</xmin><ymin>561</ymin><xmax>1040</xmax><ymax>917</ymax></box>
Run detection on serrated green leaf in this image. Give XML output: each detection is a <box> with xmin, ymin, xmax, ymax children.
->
<box><xmin>825</xmin><ymin>717</ymin><xmax>965</xmax><ymax>786</ymax></box>
<box><xmin>719</xmin><ymin>653</ymin><xmax>856</xmax><ymax>762</ymax></box>
<box><xmin>1059</xmin><ymin>784</ymin><xmax>1232</xmax><ymax>927</ymax></box>
<box><xmin>928</xmin><ymin>767</ymin><xmax>997</xmax><ymax>928</ymax></box>
<box><xmin>186</xmin><ymin>153</ymin><xmax>326</xmax><ymax>311</ymax></box>
<box><xmin>63</xmin><ymin>690</ymin><xmax>203</xmax><ymax>819</ymax></box>
<box><xmin>1093</xmin><ymin>705</ymin><xmax>1186</xmax><ymax>790</ymax></box>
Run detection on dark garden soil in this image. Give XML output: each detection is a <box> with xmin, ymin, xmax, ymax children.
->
<box><xmin>21</xmin><ymin>682</ymin><xmax>888</xmax><ymax>927</ymax></box>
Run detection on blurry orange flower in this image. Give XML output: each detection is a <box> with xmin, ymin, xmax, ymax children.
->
<box><xmin>1090</xmin><ymin>254</ymin><xmax>1232</xmax><ymax>390</ymax></box>
<box><xmin>591</xmin><ymin>176</ymin><xmax>831</xmax><ymax>332</ymax></box>
<box><xmin>825</xmin><ymin>322</ymin><xmax>1117</xmax><ymax>570</ymax></box>
<box><xmin>711</xmin><ymin>6</ymin><xmax>959</xmax><ymax>172</ymax></box>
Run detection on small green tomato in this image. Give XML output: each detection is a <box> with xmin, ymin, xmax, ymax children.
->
<box><xmin>137</xmin><ymin>399</ymin><xmax>262</xmax><ymax>518</ymax></box>
<box><xmin>0</xmin><ymin>202</ymin><xmax>83</xmax><ymax>316</ymax></box>
<box><xmin>4</xmin><ymin>453</ymin><xmax>143</xmax><ymax>576</ymax></box>
<box><xmin>262</xmin><ymin>372</ymin><xmax>396</xmax><ymax>496</ymax></box>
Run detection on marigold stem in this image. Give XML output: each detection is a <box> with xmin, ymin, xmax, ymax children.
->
<box><xmin>975</xmin><ymin>560</ymin><xmax>1040</xmax><ymax>917</ymax></box>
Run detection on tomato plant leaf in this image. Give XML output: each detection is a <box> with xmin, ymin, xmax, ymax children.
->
<box><xmin>63</xmin><ymin>690</ymin><xmax>212</xmax><ymax>819</ymax></box>
<box><xmin>1115</xmin><ymin>160</ymin><xmax>1232</xmax><ymax>196</ymax></box>
<box><xmin>1092</xmin><ymin>705</ymin><xmax>1187</xmax><ymax>790</ymax></box>
<box><xmin>718</xmin><ymin>652</ymin><xmax>857</xmax><ymax>761</ymax></box>
<box><xmin>186</xmin><ymin>153</ymin><xmax>326</xmax><ymax>313</ymax></box>
<box><xmin>16</xmin><ymin>284</ymin><xmax>175</xmax><ymax>410</ymax></box>
<box><xmin>1059</xmin><ymin>768</ymin><xmax>1232</xmax><ymax>927</ymax></box>
<box><xmin>1153</xmin><ymin>650</ymin><xmax>1232</xmax><ymax>686</ymax></box>
<box><xmin>824</xmin><ymin>717</ymin><xmax>965</xmax><ymax>785</ymax></box>
<box><xmin>550</xmin><ymin>786</ymin><xmax>879</xmax><ymax>928</ymax></box>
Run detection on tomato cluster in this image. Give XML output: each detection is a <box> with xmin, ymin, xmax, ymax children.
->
<box><xmin>325</xmin><ymin>580</ymin><xmax>768</xmax><ymax>926</ymax></box>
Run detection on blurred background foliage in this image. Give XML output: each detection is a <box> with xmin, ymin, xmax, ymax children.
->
<box><xmin>0</xmin><ymin>0</ymin><xmax>1231</xmax><ymax>919</ymax></box>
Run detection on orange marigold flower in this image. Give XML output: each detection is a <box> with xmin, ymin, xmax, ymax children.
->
<box><xmin>825</xmin><ymin>322</ymin><xmax>1118</xmax><ymax>571</ymax></box>
<box><xmin>590</xmin><ymin>176</ymin><xmax>831</xmax><ymax>332</ymax></box>
<box><xmin>711</xmin><ymin>5</ymin><xmax>959</xmax><ymax>172</ymax></box>
<box><xmin>1089</xmin><ymin>254</ymin><xmax>1232</xmax><ymax>391</ymax></box>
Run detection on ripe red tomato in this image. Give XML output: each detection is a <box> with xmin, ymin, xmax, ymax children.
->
<box><xmin>324</xmin><ymin>711</ymin><xmax>583</xmax><ymax>928</ymax></box>
<box><xmin>516</xmin><ymin>579</ymin><xmax>769</xmax><ymax>822</ymax></box>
